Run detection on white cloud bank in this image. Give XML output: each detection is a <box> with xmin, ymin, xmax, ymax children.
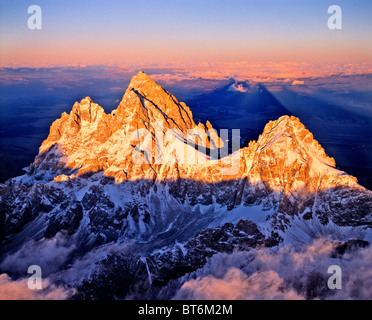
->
<box><xmin>0</xmin><ymin>273</ymin><xmax>72</xmax><ymax>300</ymax></box>
<box><xmin>174</xmin><ymin>239</ymin><xmax>372</xmax><ymax>300</ymax></box>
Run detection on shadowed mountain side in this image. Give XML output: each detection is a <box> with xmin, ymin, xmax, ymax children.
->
<box><xmin>0</xmin><ymin>174</ymin><xmax>371</xmax><ymax>300</ymax></box>
<box><xmin>1</xmin><ymin>172</ymin><xmax>371</xmax><ymax>257</ymax></box>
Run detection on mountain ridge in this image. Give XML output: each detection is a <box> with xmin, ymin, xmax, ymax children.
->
<box><xmin>20</xmin><ymin>72</ymin><xmax>360</xmax><ymax>190</ymax></box>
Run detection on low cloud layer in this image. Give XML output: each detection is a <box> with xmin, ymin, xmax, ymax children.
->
<box><xmin>175</xmin><ymin>239</ymin><xmax>372</xmax><ymax>300</ymax></box>
<box><xmin>177</xmin><ymin>268</ymin><xmax>302</xmax><ymax>300</ymax></box>
<box><xmin>0</xmin><ymin>232</ymin><xmax>75</xmax><ymax>277</ymax></box>
<box><xmin>2</xmin><ymin>62</ymin><xmax>371</xmax><ymax>87</ymax></box>
<box><xmin>0</xmin><ymin>273</ymin><xmax>72</xmax><ymax>300</ymax></box>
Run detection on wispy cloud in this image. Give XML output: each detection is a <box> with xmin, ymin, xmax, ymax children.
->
<box><xmin>0</xmin><ymin>273</ymin><xmax>72</xmax><ymax>300</ymax></box>
<box><xmin>174</xmin><ymin>239</ymin><xmax>372</xmax><ymax>300</ymax></box>
<box><xmin>0</xmin><ymin>232</ymin><xmax>75</xmax><ymax>277</ymax></box>
<box><xmin>1</xmin><ymin>62</ymin><xmax>371</xmax><ymax>87</ymax></box>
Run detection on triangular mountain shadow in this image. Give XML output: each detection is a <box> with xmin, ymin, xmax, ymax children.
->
<box><xmin>184</xmin><ymin>80</ymin><xmax>292</xmax><ymax>145</ymax></box>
